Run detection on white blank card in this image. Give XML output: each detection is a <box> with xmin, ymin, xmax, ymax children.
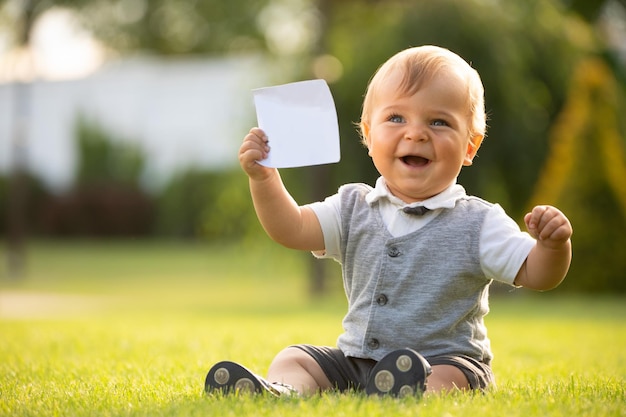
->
<box><xmin>253</xmin><ymin>79</ymin><xmax>341</xmax><ymax>168</ymax></box>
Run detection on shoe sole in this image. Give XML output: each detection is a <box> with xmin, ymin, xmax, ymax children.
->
<box><xmin>365</xmin><ymin>349</ymin><xmax>431</xmax><ymax>397</ymax></box>
<box><xmin>204</xmin><ymin>361</ymin><xmax>264</xmax><ymax>395</ymax></box>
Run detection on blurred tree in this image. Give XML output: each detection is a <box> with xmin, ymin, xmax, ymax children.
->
<box><xmin>565</xmin><ymin>0</ymin><xmax>626</xmax><ymax>21</ymax></box>
<box><xmin>2</xmin><ymin>0</ymin><xmax>623</xmax><ymax>290</ymax></box>
<box><xmin>324</xmin><ymin>0</ymin><xmax>597</xmax><ymax>219</ymax></box>
<box><xmin>74</xmin><ymin>116</ymin><xmax>145</xmax><ymax>186</ymax></box>
<box><xmin>72</xmin><ymin>0</ymin><xmax>273</xmax><ymax>55</ymax></box>
<box><xmin>0</xmin><ymin>173</ymin><xmax>51</xmax><ymax>236</ymax></box>
<box><xmin>0</xmin><ymin>0</ymin><xmax>110</xmax><ymax>274</ymax></box>
<box><xmin>1</xmin><ymin>0</ymin><xmax>43</xmax><ymax>277</ymax></box>
<box><xmin>529</xmin><ymin>58</ymin><xmax>626</xmax><ymax>292</ymax></box>
<box><xmin>155</xmin><ymin>168</ymin><xmax>256</xmax><ymax>240</ymax></box>
<box><xmin>0</xmin><ymin>0</ymin><xmax>274</xmax><ymax>56</ymax></box>
<box><xmin>269</xmin><ymin>0</ymin><xmax>591</xmax><ymax>294</ymax></box>
<box><xmin>36</xmin><ymin>117</ymin><xmax>154</xmax><ymax>237</ymax></box>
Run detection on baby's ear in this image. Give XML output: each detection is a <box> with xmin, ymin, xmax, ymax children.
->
<box><xmin>360</xmin><ymin>122</ymin><xmax>371</xmax><ymax>152</ymax></box>
<box><xmin>463</xmin><ymin>134</ymin><xmax>484</xmax><ymax>166</ymax></box>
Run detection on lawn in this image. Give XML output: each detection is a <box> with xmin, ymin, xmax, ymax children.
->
<box><xmin>0</xmin><ymin>240</ymin><xmax>624</xmax><ymax>417</ymax></box>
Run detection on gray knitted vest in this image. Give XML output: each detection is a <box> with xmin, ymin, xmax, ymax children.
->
<box><xmin>336</xmin><ymin>183</ymin><xmax>494</xmax><ymax>362</ymax></box>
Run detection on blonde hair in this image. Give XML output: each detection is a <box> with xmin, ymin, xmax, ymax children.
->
<box><xmin>359</xmin><ymin>45</ymin><xmax>486</xmax><ymax>145</ymax></box>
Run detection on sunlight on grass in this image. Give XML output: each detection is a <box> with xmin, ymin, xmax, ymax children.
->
<box><xmin>1</xmin><ymin>241</ymin><xmax>624</xmax><ymax>417</ymax></box>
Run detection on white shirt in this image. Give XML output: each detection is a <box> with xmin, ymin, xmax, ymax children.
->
<box><xmin>307</xmin><ymin>177</ymin><xmax>536</xmax><ymax>285</ymax></box>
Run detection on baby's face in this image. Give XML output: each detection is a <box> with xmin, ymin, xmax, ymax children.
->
<box><xmin>363</xmin><ymin>68</ymin><xmax>482</xmax><ymax>203</ymax></box>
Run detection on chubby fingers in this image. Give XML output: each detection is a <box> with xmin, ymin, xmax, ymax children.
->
<box><xmin>244</xmin><ymin>128</ymin><xmax>270</xmax><ymax>156</ymax></box>
<box><xmin>524</xmin><ymin>205</ymin><xmax>573</xmax><ymax>244</ymax></box>
<box><xmin>248</xmin><ymin>128</ymin><xmax>269</xmax><ymax>146</ymax></box>
<box><xmin>239</xmin><ymin>128</ymin><xmax>270</xmax><ymax>171</ymax></box>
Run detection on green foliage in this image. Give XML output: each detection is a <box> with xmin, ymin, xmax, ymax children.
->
<box><xmin>325</xmin><ymin>0</ymin><xmax>594</xmax><ymax>217</ymax></box>
<box><xmin>3</xmin><ymin>0</ymin><xmax>623</xmax><ymax>292</ymax></box>
<box><xmin>0</xmin><ymin>175</ymin><xmax>6</xmax><ymax>234</ymax></box>
<box><xmin>0</xmin><ymin>173</ymin><xmax>51</xmax><ymax>236</ymax></box>
<box><xmin>75</xmin><ymin>0</ymin><xmax>272</xmax><ymax>55</ymax></box>
<box><xmin>201</xmin><ymin>170</ymin><xmax>262</xmax><ymax>241</ymax></box>
<box><xmin>529</xmin><ymin>58</ymin><xmax>626</xmax><ymax>292</ymax></box>
<box><xmin>155</xmin><ymin>168</ymin><xmax>260</xmax><ymax>240</ymax></box>
<box><xmin>0</xmin><ymin>241</ymin><xmax>624</xmax><ymax>417</ymax></box>
<box><xmin>29</xmin><ymin>117</ymin><xmax>156</xmax><ymax>238</ymax></box>
<box><xmin>74</xmin><ymin>115</ymin><xmax>145</xmax><ymax>187</ymax></box>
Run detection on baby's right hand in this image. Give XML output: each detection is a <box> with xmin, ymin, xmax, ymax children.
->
<box><xmin>239</xmin><ymin>127</ymin><xmax>273</xmax><ymax>180</ymax></box>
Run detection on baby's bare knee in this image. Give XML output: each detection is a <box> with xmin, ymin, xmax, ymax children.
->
<box><xmin>270</xmin><ymin>347</ymin><xmax>319</xmax><ymax>375</ymax></box>
<box><xmin>426</xmin><ymin>364</ymin><xmax>470</xmax><ymax>394</ymax></box>
<box><xmin>268</xmin><ymin>347</ymin><xmax>332</xmax><ymax>393</ymax></box>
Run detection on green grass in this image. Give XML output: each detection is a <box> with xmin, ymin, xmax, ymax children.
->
<box><xmin>1</xmin><ymin>240</ymin><xmax>624</xmax><ymax>417</ymax></box>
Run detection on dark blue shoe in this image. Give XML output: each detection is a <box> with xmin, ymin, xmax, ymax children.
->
<box><xmin>204</xmin><ymin>361</ymin><xmax>297</xmax><ymax>396</ymax></box>
<box><xmin>365</xmin><ymin>349</ymin><xmax>431</xmax><ymax>397</ymax></box>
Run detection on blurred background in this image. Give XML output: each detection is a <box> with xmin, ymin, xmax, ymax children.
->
<box><xmin>0</xmin><ymin>0</ymin><xmax>625</xmax><ymax>294</ymax></box>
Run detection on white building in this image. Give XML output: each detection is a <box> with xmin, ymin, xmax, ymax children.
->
<box><xmin>0</xmin><ymin>54</ymin><xmax>273</xmax><ymax>192</ymax></box>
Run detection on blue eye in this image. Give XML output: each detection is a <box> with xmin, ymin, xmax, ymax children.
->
<box><xmin>432</xmin><ymin>119</ymin><xmax>448</xmax><ymax>127</ymax></box>
<box><xmin>388</xmin><ymin>114</ymin><xmax>404</xmax><ymax>123</ymax></box>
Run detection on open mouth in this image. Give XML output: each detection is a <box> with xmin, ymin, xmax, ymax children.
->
<box><xmin>401</xmin><ymin>155</ymin><xmax>430</xmax><ymax>167</ymax></box>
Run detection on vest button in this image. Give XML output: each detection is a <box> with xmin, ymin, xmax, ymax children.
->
<box><xmin>387</xmin><ymin>247</ymin><xmax>400</xmax><ymax>257</ymax></box>
<box><xmin>367</xmin><ymin>338</ymin><xmax>380</xmax><ymax>350</ymax></box>
<box><xmin>376</xmin><ymin>294</ymin><xmax>388</xmax><ymax>306</ymax></box>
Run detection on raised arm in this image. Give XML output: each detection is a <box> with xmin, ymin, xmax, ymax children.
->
<box><xmin>239</xmin><ymin>128</ymin><xmax>325</xmax><ymax>251</ymax></box>
<box><xmin>514</xmin><ymin>205</ymin><xmax>573</xmax><ymax>291</ymax></box>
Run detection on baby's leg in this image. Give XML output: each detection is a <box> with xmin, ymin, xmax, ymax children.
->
<box><xmin>426</xmin><ymin>364</ymin><xmax>470</xmax><ymax>393</ymax></box>
<box><xmin>267</xmin><ymin>347</ymin><xmax>333</xmax><ymax>395</ymax></box>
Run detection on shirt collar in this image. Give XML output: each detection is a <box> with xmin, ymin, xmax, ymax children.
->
<box><xmin>365</xmin><ymin>176</ymin><xmax>466</xmax><ymax>210</ymax></box>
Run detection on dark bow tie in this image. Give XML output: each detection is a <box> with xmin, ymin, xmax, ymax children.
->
<box><xmin>402</xmin><ymin>206</ymin><xmax>430</xmax><ymax>216</ymax></box>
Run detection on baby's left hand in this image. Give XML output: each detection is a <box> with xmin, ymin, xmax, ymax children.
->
<box><xmin>524</xmin><ymin>205</ymin><xmax>573</xmax><ymax>248</ymax></box>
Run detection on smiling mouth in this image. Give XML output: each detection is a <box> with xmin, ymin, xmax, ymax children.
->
<box><xmin>401</xmin><ymin>155</ymin><xmax>430</xmax><ymax>167</ymax></box>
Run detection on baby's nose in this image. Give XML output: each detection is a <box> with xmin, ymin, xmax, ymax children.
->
<box><xmin>404</xmin><ymin>122</ymin><xmax>429</xmax><ymax>142</ymax></box>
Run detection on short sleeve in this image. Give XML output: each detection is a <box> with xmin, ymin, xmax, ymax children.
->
<box><xmin>305</xmin><ymin>193</ymin><xmax>342</xmax><ymax>261</ymax></box>
<box><xmin>480</xmin><ymin>204</ymin><xmax>536</xmax><ymax>285</ymax></box>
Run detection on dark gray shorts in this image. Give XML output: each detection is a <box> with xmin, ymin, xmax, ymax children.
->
<box><xmin>292</xmin><ymin>344</ymin><xmax>494</xmax><ymax>392</ymax></box>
